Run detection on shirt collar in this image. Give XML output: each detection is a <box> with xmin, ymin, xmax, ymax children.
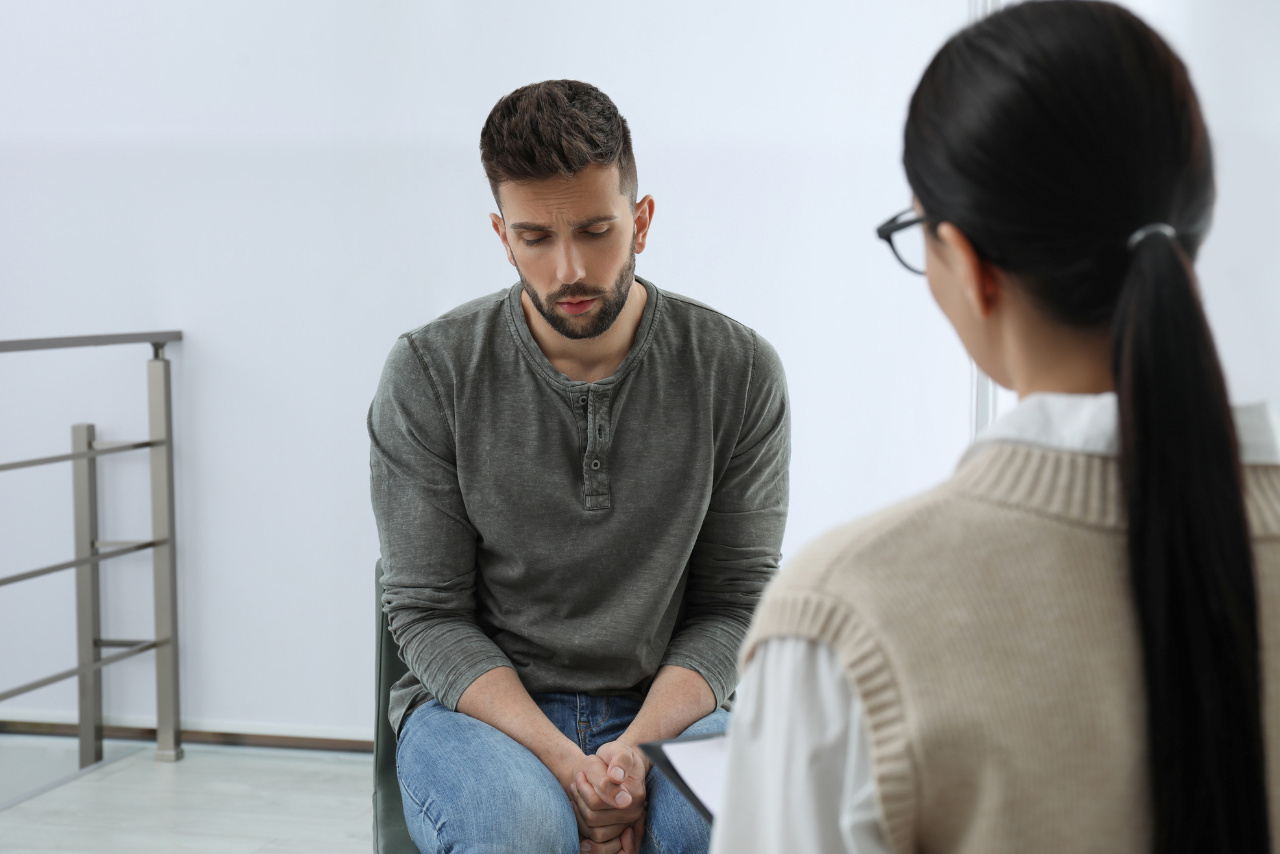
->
<box><xmin>965</xmin><ymin>391</ymin><xmax>1280</xmax><ymax>466</ymax></box>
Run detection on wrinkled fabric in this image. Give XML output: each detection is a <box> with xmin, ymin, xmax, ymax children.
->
<box><xmin>397</xmin><ymin>693</ymin><xmax>728</xmax><ymax>854</ymax></box>
<box><xmin>369</xmin><ymin>279</ymin><xmax>790</xmax><ymax>733</ymax></box>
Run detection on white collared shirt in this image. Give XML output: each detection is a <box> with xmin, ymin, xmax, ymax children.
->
<box><xmin>710</xmin><ymin>393</ymin><xmax>1280</xmax><ymax>854</ymax></box>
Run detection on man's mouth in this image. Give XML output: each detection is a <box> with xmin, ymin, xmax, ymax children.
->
<box><xmin>558</xmin><ymin>298</ymin><xmax>598</xmax><ymax>316</ymax></box>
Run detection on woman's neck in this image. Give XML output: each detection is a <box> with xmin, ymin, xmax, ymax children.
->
<box><xmin>1006</xmin><ymin>315</ymin><xmax>1114</xmax><ymax>400</ymax></box>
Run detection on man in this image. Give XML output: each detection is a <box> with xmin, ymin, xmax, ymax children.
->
<box><xmin>369</xmin><ymin>79</ymin><xmax>789</xmax><ymax>854</ymax></box>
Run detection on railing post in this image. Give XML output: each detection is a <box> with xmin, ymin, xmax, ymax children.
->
<box><xmin>148</xmin><ymin>349</ymin><xmax>183</xmax><ymax>762</ymax></box>
<box><xmin>72</xmin><ymin>423</ymin><xmax>103</xmax><ymax>768</ymax></box>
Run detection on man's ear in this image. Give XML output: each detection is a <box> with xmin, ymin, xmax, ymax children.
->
<box><xmin>935</xmin><ymin>222</ymin><xmax>1000</xmax><ymax>319</ymax></box>
<box><xmin>632</xmin><ymin>195</ymin><xmax>655</xmax><ymax>254</ymax></box>
<box><xmin>490</xmin><ymin>212</ymin><xmax>516</xmax><ymax>267</ymax></box>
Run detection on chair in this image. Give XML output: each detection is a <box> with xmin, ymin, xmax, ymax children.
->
<box><xmin>374</xmin><ymin>559</ymin><xmax>418</xmax><ymax>854</ymax></box>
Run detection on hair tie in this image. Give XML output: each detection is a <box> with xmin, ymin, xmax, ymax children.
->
<box><xmin>1127</xmin><ymin>222</ymin><xmax>1177</xmax><ymax>250</ymax></box>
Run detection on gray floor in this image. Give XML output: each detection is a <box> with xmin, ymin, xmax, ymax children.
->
<box><xmin>0</xmin><ymin>735</ymin><xmax>143</xmax><ymax>809</ymax></box>
<box><xmin>0</xmin><ymin>736</ymin><xmax>372</xmax><ymax>853</ymax></box>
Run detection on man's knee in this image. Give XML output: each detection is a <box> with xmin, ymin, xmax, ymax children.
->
<box><xmin>679</xmin><ymin>709</ymin><xmax>730</xmax><ymax>739</ymax></box>
<box><xmin>643</xmin><ymin>772</ymin><xmax>712</xmax><ymax>854</ymax></box>
<box><xmin>488</xmin><ymin>784</ymin><xmax>579</xmax><ymax>854</ymax></box>
<box><xmin>638</xmin><ymin>710</ymin><xmax>730</xmax><ymax>854</ymax></box>
<box><xmin>396</xmin><ymin>702</ymin><xmax>577</xmax><ymax>853</ymax></box>
<box><xmin>402</xmin><ymin>779</ymin><xmax>577</xmax><ymax>854</ymax></box>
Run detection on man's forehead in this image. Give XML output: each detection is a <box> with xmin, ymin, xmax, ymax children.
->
<box><xmin>498</xmin><ymin>164</ymin><xmax>627</xmax><ymax>225</ymax></box>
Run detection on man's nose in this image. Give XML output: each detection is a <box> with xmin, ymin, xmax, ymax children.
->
<box><xmin>555</xmin><ymin>237</ymin><xmax>586</xmax><ymax>285</ymax></box>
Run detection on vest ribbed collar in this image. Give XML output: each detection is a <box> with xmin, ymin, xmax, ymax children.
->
<box><xmin>955</xmin><ymin>393</ymin><xmax>1280</xmax><ymax>531</ymax></box>
<box><xmin>954</xmin><ymin>443</ymin><xmax>1127</xmax><ymax>529</ymax></box>
<box><xmin>956</xmin><ymin>434</ymin><xmax>1280</xmax><ymax>536</ymax></box>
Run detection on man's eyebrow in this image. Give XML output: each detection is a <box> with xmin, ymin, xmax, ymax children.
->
<box><xmin>571</xmin><ymin>215</ymin><xmax>618</xmax><ymax>229</ymax></box>
<box><xmin>507</xmin><ymin>215</ymin><xmax>618</xmax><ymax>232</ymax></box>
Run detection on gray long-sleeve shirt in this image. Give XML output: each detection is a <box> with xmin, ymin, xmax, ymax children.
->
<box><xmin>369</xmin><ymin>278</ymin><xmax>789</xmax><ymax>734</ymax></box>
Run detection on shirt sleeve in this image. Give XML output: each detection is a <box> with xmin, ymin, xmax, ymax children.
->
<box><xmin>660</xmin><ymin>333</ymin><xmax>790</xmax><ymax>707</ymax></box>
<box><xmin>709</xmin><ymin>636</ymin><xmax>890</xmax><ymax>854</ymax></box>
<box><xmin>369</xmin><ymin>335</ymin><xmax>513</xmax><ymax>712</ymax></box>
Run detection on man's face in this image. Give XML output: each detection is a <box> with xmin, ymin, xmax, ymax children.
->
<box><xmin>491</xmin><ymin>164</ymin><xmax>648</xmax><ymax>340</ymax></box>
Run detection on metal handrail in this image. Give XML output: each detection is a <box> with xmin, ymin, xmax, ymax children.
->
<box><xmin>0</xmin><ymin>331</ymin><xmax>183</xmax><ymax>766</ymax></box>
<box><xmin>0</xmin><ymin>539</ymin><xmax>168</xmax><ymax>589</ymax></box>
<box><xmin>0</xmin><ymin>641</ymin><xmax>161</xmax><ymax>704</ymax></box>
<box><xmin>0</xmin><ymin>330</ymin><xmax>181</xmax><ymax>354</ymax></box>
<box><xmin>0</xmin><ymin>440</ymin><xmax>162</xmax><ymax>474</ymax></box>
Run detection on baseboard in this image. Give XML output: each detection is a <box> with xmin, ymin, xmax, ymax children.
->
<box><xmin>0</xmin><ymin>720</ymin><xmax>373</xmax><ymax>754</ymax></box>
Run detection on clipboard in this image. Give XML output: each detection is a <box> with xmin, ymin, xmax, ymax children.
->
<box><xmin>640</xmin><ymin>731</ymin><xmax>726</xmax><ymax>825</ymax></box>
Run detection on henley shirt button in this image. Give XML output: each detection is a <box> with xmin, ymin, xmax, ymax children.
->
<box><xmin>591</xmin><ymin>459</ymin><xmax>601</xmax><ymax>471</ymax></box>
<box><xmin>578</xmin><ymin>395</ymin><xmax>587</xmax><ymax>406</ymax></box>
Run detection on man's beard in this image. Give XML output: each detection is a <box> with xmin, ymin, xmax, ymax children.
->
<box><xmin>520</xmin><ymin>243</ymin><xmax>636</xmax><ymax>341</ymax></box>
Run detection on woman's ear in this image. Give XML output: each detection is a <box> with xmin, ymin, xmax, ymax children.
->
<box><xmin>926</xmin><ymin>220</ymin><xmax>1015</xmax><ymax>389</ymax></box>
<box><xmin>935</xmin><ymin>222</ymin><xmax>1001</xmax><ymax>319</ymax></box>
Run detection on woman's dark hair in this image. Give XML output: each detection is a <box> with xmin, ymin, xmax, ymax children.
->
<box><xmin>904</xmin><ymin>2</ymin><xmax>1267</xmax><ymax>851</ymax></box>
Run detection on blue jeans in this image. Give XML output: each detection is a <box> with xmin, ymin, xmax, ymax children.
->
<box><xmin>396</xmin><ymin>692</ymin><xmax>730</xmax><ymax>854</ymax></box>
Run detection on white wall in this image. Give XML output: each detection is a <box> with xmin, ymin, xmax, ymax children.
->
<box><xmin>0</xmin><ymin>1</ymin><xmax>1275</xmax><ymax>740</ymax></box>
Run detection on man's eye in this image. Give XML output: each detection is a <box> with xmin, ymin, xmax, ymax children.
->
<box><xmin>522</xmin><ymin>236</ymin><xmax>548</xmax><ymax>247</ymax></box>
<box><xmin>585</xmin><ymin>229</ymin><xmax>609</xmax><ymax>239</ymax></box>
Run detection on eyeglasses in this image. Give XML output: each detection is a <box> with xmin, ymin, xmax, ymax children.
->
<box><xmin>876</xmin><ymin>208</ymin><xmax>928</xmax><ymax>275</ymax></box>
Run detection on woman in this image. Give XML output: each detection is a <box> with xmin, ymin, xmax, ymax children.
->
<box><xmin>711</xmin><ymin>2</ymin><xmax>1280</xmax><ymax>853</ymax></box>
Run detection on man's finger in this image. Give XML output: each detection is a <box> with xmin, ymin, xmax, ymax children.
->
<box><xmin>620</xmin><ymin>826</ymin><xmax>636</xmax><ymax>854</ymax></box>
<box><xmin>604</xmin><ymin>746</ymin><xmax>633</xmax><ymax>783</ymax></box>
<box><xmin>583</xmin><ymin>757</ymin><xmax>630</xmax><ymax>806</ymax></box>
<box><xmin>575</xmin><ymin>772</ymin><xmax>610</xmax><ymax>811</ymax></box>
<box><xmin>571</xmin><ymin>797</ymin><xmax>627</xmax><ymax>850</ymax></box>
<box><xmin>572</xmin><ymin>782</ymin><xmax>638</xmax><ymax>826</ymax></box>
<box><xmin>573</xmin><ymin>794</ymin><xmax>630</xmax><ymax>835</ymax></box>
<box><xmin>571</xmin><ymin>782</ymin><xmax>644</xmax><ymax>829</ymax></box>
<box><xmin>579</xmin><ymin>838</ymin><xmax>624</xmax><ymax>854</ymax></box>
<box><xmin>596</xmin><ymin>742</ymin><xmax>648</xmax><ymax>804</ymax></box>
<box><xmin>585</xmin><ymin>823</ymin><xmax>631</xmax><ymax>844</ymax></box>
<box><xmin>570</xmin><ymin>782</ymin><xmax>606</xmax><ymax>822</ymax></box>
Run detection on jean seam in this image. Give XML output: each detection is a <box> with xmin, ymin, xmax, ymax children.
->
<box><xmin>581</xmin><ymin>695</ymin><xmax>611</xmax><ymax>740</ymax></box>
<box><xmin>572</xmin><ymin>693</ymin><xmax>586</xmax><ymax>753</ymax></box>
<box><xmin>395</xmin><ymin>737</ymin><xmax>439</xmax><ymax>849</ymax></box>
<box><xmin>400</xmin><ymin>780</ymin><xmax>424</xmax><ymax>811</ymax></box>
<box><xmin>418</xmin><ymin>799</ymin><xmax>448</xmax><ymax>853</ymax></box>
<box><xmin>395</xmin><ymin>722</ymin><xmax>425</xmax><ymax>813</ymax></box>
<box><xmin>646</xmin><ymin>816</ymin><xmax>668</xmax><ymax>854</ymax></box>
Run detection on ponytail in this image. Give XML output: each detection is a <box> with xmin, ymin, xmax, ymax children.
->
<box><xmin>1111</xmin><ymin>232</ymin><xmax>1268</xmax><ymax>852</ymax></box>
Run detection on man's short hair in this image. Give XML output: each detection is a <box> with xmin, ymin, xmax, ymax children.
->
<box><xmin>480</xmin><ymin>80</ymin><xmax>638</xmax><ymax>208</ymax></box>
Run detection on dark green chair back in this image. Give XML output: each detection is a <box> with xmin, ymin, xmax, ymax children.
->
<box><xmin>374</xmin><ymin>560</ymin><xmax>418</xmax><ymax>854</ymax></box>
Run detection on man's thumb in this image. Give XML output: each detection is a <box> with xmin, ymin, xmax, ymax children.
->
<box><xmin>600</xmin><ymin>743</ymin><xmax>630</xmax><ymax>780</ymax></box>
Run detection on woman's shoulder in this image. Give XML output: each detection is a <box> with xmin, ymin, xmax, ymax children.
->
<box><xmin>768</xmin><ymin>476</ymin><xmax>974</xmax><ymax>599</ymax></box>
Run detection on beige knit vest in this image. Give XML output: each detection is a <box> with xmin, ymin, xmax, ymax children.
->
<box><xmin>742</xmin><ymin>443</ymin><xmax>1280</xmax><ymax>854</ymax></box>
